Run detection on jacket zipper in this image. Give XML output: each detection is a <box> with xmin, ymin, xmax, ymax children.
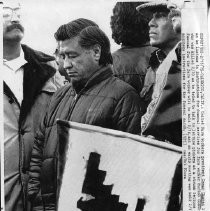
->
<box><xmin>74</xmin><ymin>94</ymin><xmax>78</xmax><ymax>101</ymax></box>
<box><xmin>56</xmin><ymin>92</ymin><xmax>80</xmax><ymax>208</ymax></box>
<box><xmin>67</xmin><ymin>86</ymin><xmax>89</xmax><ymax>121</ymax></box>
<box><xmin>67</xmin><ymin>92</ymin><xmax>80</xmax><ymax>120</ymax></box>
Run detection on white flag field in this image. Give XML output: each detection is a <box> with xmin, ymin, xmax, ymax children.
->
<box><xmin>57</xmin><ymin>121</ymin><xmax>182</xmax><ymax>211</ymax></box>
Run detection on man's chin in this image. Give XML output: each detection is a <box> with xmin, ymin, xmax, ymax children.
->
<box><xmin>70</xmin><ymin>77</ymin><xmax>78</xmax><ymax>83</ymax></box>
<box><xmin>71</xmin><ymin>78</ymin><xmax>87</xmax><ymax>90</ymax></box>
<box><xmin>4</xmin><ymin>33</ymin><xmax>24</xmax><ymax>43</ymax></box>
<box><xmin>71</xmin><ymin>78</ymin><xmax>80</xmax><ymax>87</ymax></box>
<box><xmin>149</xmin><ymin>40</ymin><xmax>160</xmax><ymax>47</ymax></box>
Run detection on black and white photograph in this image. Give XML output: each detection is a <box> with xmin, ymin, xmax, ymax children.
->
<box><xmin>2</xmin><ymin>0</ymin><xmax>210</xmax><ymax>210</ymax></box>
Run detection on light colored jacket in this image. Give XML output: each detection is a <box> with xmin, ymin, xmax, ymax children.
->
<box><xmin>4</xmin><ymin>44</ymin><xmax>64</xmax><ymax>211</ymax></box>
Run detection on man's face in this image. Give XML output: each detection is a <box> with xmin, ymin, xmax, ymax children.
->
<box><xmin>59</xmin><ymin>37</ymin><xmax>99</xmax><ymax>86</ymax></box>
<box><xmin>148</xmin><ymin>10</ymin><xmax>179</xmax><ymax>49</ymax></box>
<box><xmin>3</xmin><ymin>2</ymin><xmax>24</xmax><ymax>42</ymax></box>
<box><xmin>55</xmin><ymin>52</ymin><xmax>71</xmax><ymax>81</ymax></box>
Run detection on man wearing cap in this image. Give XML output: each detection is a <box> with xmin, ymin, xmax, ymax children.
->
<box><xmin>136</xmin><ymin>3</ymin><xmax>182</xmax><ymax>210</ymax></box>
<box><xmin>137</xmin><ymin>1</ymin><xmax>182</xmax><ymax>146</ymax></box>
<box><xmin>3</xmin><ymin>1</ymin><xmax>64</xmax><ymax>210</ymax></box>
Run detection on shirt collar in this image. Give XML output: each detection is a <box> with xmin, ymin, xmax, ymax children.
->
<box><xmin>3</xmin><ymin>47</ymin><xmax>27</xmax><ymax>72</ymax></box>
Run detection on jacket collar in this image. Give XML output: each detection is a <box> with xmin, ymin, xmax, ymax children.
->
<box><xmin>21</xmin><ymin>44</ymin><xmax>56</xmax><ymax>82</ymax></box>
<box><xmin>148</xmin><ymin>49</ymin><xmax>166</xmax><ymax>70</ymax></box>
<box><xmin>22</xmin><ymin>44</ymin><xmax>55</xmax><ymax>63</ymax></box>
<box><xmin>4</xmin><ymin>44</ymin><xmax>57</xmax><ymax>123</ymax></box>
<box><xmin>74</xmin><ymin>65</ymin><xmax>113</xmax><ymax>94</ymax></box>
<box><xmin>21</xmin><ymin>45</ymin><xmax>57</xmax><ymax>123</ymax></box>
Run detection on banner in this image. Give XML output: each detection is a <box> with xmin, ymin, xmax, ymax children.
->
<box><xmin>57</xmin><ymin>121</ymin><xmax>182</xmax><ymax>211</ymax></box>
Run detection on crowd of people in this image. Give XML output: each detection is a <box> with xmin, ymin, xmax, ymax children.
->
<box><xmin>3</xmin><ymin>0</ymin><xmax>182</xmax><ymax>210</ymax></box>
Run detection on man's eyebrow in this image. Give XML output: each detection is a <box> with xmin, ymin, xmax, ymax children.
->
<box><xmin>3</xmin><ymin>7</ymin><xmax>20</xmax><ymax>9</ymax></box>
<box><xmin>153</xmin><ymin>11</ymin><xmax>168</xmax><ymax>17</ymax></box>
<box><xmin>62</xmin><ymin>50</ymin><xmax>78</xmax><ymax>54</ymax></box>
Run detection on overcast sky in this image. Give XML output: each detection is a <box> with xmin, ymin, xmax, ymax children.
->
<box><xmin>11</xmin><ymin>0</ymin><xmax>203</xmax><ymax>55</ymax></box>
<box><xmin>20</xmin><ymin>0</ymin><xmax>120</xmax><ymax>55</ymax></box>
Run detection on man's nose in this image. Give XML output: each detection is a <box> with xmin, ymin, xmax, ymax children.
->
<box><xmin>148</xmin><ymin>18</ymin><xmax>157</xmax><ymax>28</ymax></box>
<box><xmin>63</xmin><ymin>58</ymin><xmax>73</xmax><ymax>70</ymax></box>
<box><xmin>11</xmin><ymin>11</ymin><xmax>20</xmax><ymax>23</ymax></box>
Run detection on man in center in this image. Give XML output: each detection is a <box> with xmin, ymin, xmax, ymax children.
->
<box><xmin>28</xmin><ymin>18</ymin><xmax>143</xmax><ymax>210</ymax></box>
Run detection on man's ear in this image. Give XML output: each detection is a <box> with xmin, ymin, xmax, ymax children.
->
<box><xmin>92</xmin><ymin>44</ymin><xmax>101</xmax><ymax>62</ymax></box>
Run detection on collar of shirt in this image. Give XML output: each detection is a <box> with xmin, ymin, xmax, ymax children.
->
<box><xmin>3</xmin><ymin>47</ymin><xmax>27</xmax><ymax>72</ymax></box>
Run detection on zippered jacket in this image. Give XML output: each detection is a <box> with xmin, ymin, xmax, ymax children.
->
<box><xmin>28</xmin><ymin>65</ymin><xmax>143</xmax><ymax>210</ymax></box>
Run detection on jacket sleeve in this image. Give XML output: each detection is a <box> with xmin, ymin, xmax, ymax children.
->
<box><xmin>113</xmin><ymin>89</ymin><xmax>143</xmax><ymax>135</ymax></box>
<box><xmin>27</xmin><ymin>111</ymin><xmax>48</xmax><ymax>201</ymax></box>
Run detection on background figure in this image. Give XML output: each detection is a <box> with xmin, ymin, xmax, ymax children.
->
<box><xmin>110</xmin><ymin>2</ymin><xmax>155</xmax><ymax>113</ymax></box>
<box><xmin>3</xmin><ymin>1</ymin><xmax>63</xmax><ymax>211</ymax></box>
<box><xmin>54</xmin><ymin>47</ymin><xmax>70</xmax><ymax>83</ymax></box>
<box><xmin>28</xmin><ymin>18</ymin><xmax>143</xmax><ymax>210</ymax></box>
<box><xmin>168</xmin><ymin>2</ymin><xmax>181</xmax><ymax>34</ymax></box>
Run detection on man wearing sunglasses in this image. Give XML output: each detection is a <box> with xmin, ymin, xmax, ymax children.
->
<box><xmin>3</xmin><ymin>1</ymin><xmax>63</xmax><ymax>211</ymax></box>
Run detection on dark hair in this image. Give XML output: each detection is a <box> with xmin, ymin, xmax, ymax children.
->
<box><xmin>54</xmin><ymin>18</ymin><xmax>112</xmax><ymax>66</ymax></box>
<box><xmin>110</xmin><ymin>2</ymin><xmax>150</xmax><ymax>46</ymax></box>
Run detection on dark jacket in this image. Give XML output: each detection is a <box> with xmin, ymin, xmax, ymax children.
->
<box><xmin>143</xmin><ymin>60</ymin><xmax>182</xmax><ymax>146</ymax></box>
<box><xmin>112</xmin><ymin>45</ymin><xmax>155</xmax><ymax>114</ymax></box>
<box><xmin>142</xmin><ymin>43</ymin><xmax>182</xmax><ymax>146</ymax></box>
<box><xmin>140</xmin><ymin>49</ymin><xmax>167</xmax><ymax>110</ymax></box>
<box><xmin>4</xmin><ymin>44</ymin><xmax>61</xmax><ymax>211</ymax></box>
<box><xmin>28</xmin><ymin>65</ymin><xmax>143</xmax><ymax>210</ymax></box>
